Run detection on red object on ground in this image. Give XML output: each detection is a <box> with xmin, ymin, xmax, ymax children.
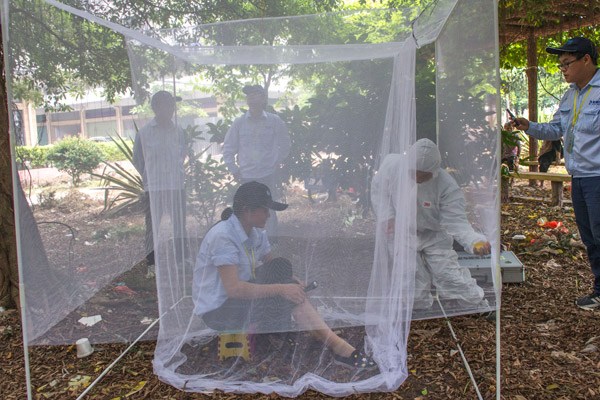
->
<box><xmin>113</xmin><ymin>285</ymin><xmax>137</xmax><ymax>296</ymax></box>
<box><xmin>542</xmin><ymin>221</ymin><xmax>559</xmax><ymax>229</ymax></box>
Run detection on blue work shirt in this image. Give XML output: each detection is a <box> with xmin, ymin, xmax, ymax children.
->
<box><xmin>526</xmin><ymin>69</ymin><xmax>600</xmax><ymax>178</ymax></box>
<box><xmin>192</xmin><ymin>214</ymin><xmax>271</xmax><ymax>316</ymax></box>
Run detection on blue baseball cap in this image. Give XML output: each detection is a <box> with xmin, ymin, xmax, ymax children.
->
<box><xmin>546</xmin><ymin>37</ymin><xmax>598</xmax><ymax>63</ymax></box>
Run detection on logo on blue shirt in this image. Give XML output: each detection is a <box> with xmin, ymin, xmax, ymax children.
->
<box><xmin>589</xmin><ymin>99</ymin><xmax>600</xmax><ymax>105</ymax></box>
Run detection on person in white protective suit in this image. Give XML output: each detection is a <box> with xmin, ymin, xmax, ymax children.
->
<box><xmin>371</xmin><ymin>138</ymin><xmax>491</xmax><ymax>309</ymax></box>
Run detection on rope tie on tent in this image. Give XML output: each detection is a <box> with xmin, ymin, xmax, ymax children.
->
<box><xmin>436</xmin><ymin>297</ymin><xmax>485</xmax><ymax>400</ymax></box>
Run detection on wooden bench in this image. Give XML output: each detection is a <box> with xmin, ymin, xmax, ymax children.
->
<box><xmin>508</xmin><ymin>171</ymin><xmax>571</xmax><ymax>206</ymax></box>
<box><xmin>520</xmin><ymin>160</ymin><xmax>565</xmax><ymax>167</ymax></box>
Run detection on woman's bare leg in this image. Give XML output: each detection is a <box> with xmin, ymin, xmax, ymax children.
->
<box><xmin>291</xmin><ymin>301</ymin><xmax>355</xmax><ymax>357</ymax></box>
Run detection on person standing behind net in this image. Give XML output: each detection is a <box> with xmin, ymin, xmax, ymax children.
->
<box><xmin>133</xmin><ymin>91</ymin><xmax>187</xmax><ymax>270</ymax></box>
<box><xmin>538</xmin><ymin>140</ymin><xmax>563</xmax><ymax>173</ymax></box>
<box><xmin>371</xmin><ymin>138</ymin><xmax>491</xmax><ymax>310</ymax></box>
<box><xmin>501</xmin><ymin>122</ymin><xmax>522</xmax><ymax>172</ymax></box>
<box><xmin>511</xmin><ymin>37</ymin><xmax>600</xmax><ymax>310</ymax></box>
<box><xmin>222</xmin><ymin>85</ymin><xmax>291</xmax><ymax>239</ymax></box>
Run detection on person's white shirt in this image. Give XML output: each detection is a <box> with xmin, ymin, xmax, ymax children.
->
<box><xmin>192</xmin><ymin>214</ymin><xmax>271</xmax><ymax>316</ymax></box>
<box><xmin>132</xmin><ymin>118</ymin><xmax>186</xmax><ymax>191</ymax></box>
<box><xmin>222</xmin><ymin>110</ymin><xmax>291</xmax><ymax>180</ymax></box>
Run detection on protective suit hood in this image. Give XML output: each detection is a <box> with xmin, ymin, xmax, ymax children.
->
<box><xmin>411</xmin><ymin>138</ymin><xmax>441</xmax><ymax>175</ymax></box>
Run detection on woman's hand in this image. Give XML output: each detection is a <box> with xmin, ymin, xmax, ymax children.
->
<box><xmin>279</xmin><ymin>283</ymin><xmax>306</xmax><ymax>304</ymax></box>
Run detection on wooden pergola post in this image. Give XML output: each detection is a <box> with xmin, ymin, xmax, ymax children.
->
<box><xmin>526</xmin><ymin>30</ymin><xmax>539</xmax><ymax>185</ymax></box>
<box><xmin>526</xmin><ymin>30</ymin><xmax>538</xmax><ymax>161</ymax></box>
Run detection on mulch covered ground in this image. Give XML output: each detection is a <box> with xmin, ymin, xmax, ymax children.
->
<box><xmin>2</xmin><ymin>179</ymin><xmax>600</xmax><ymax>399</ymax></box>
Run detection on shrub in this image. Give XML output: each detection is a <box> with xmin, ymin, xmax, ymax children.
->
<box><xmin>186</xmin><ymin>125</ymin><xmax>235</xmax><ymax>227</ymax></box>
<box><xmin>15</xmin><ymin>145</ymin><xmax>52</xmax><ymax>169</ymax></box>
<box><xmin>36</xmin><ymin>190</ymin><xmax>58</xmax><ymax>209</ymax></box>
<box><xmin>94</xmin><ymin>140</ymin><xmax>133</xmax><ymax>162</ymax></box>
<box><xmin>47</xmin><ymin>137</ymin><xmax>103</xmax><ymax>186</ymax></box>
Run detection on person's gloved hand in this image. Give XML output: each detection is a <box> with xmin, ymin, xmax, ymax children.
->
<box><xmin>472</xmin><ymin>241</ymin><xmax>491</xmax><ymax>256</ymax></box>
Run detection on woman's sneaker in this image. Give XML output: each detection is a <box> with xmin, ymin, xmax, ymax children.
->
<box><xmin>575</xmin><ymin>293</ymin><xmax>600</xmax><ymax>310</ymax></box>
<box><xmin>333</xmin><ymin>349</ymin><xmax>377</xmax><ymax>370</ymax></box>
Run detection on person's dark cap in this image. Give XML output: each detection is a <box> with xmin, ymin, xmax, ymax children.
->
<box><xmin>546</xmin><ymin>37</ymin><xmax>598</xmax><ymax>61</ymax></box>
<box><xmin>234</xmin><ymin>181</ymin><xmax>288</xmax><ymax>211</ymax></box>
<box><xmin>242</xmin><ymin>85</ymin><xmax>266</xmax><ymax>96</ymax></box>
<box><xmin>151</xmin><ymin>90</ymin><xmax>182</xmax><ymax>107</ymax></box>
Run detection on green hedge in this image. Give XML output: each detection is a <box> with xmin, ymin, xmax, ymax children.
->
<box><xmin>15</xmin><ymin>145</ymin><xmax>53</xmax><ymax>168</ymax></box>
<box><xmin>95</xmin><ymin>141</ymin><xmax>132</xmax><ymax>162</ymax></box>
<box><xmin>16</xmin><ymin>139</ymin><xmax>131</xmax><ymax>168</ymax></box>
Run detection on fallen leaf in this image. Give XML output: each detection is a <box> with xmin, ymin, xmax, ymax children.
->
<box><xmin>123</xmin><ymin>380</ymin><xmax>146</xmax><ymax>397</ymax></box>
<box><xmin>411</xmin><ymin>328</ymin><xmax>440</xmax><ymax>339</ymax></box>
<box><xmin>551</xmin><ymin>350</ymin><xmax>581</xmax><ymax>363</ymax></box>
<box><xmin>68</xmin><ymin>375</ymin><xmax>91</xmax><ymax>391</ymax></box>
<box><xmin>585</xmin><ymin>336</ymin><xmax>599</xmax><ymax>345</ymax></box>
<box><xmin>536</xmin><ymin>320</ymin><xmax>559</xmax><ymax>332</ymax></box>
<box><xmin>581</xmin><ymin>344</ymin><xmax>598</xmax><ymax>354</ymax></box>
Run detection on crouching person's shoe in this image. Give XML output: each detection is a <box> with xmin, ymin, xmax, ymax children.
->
<box><xmin>575</xmin><ymin>293</ymin><xmax>600</xmax><ymax>310</ymax></box>
<box><xmin>333</xmin><ymin>349</ymin><xmax>377</xmax><ymax>370</ymax></box>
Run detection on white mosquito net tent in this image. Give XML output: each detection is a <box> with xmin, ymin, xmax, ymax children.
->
<box><xmin>5</xmin><ymin>0</ymin><xmax>500</xmax><ymax>397</ymax></box>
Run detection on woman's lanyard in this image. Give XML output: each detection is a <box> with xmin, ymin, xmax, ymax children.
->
<box><xmin>566</xmin><ymin>88</ymin><xmax>592</xmax><ymax>153</ymax></box>
<box><xmin>244</xmin><ymin>246</ymin><xmax>256</xmax><ymax>279</ymax></box>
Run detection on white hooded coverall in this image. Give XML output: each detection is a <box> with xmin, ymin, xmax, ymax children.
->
<box><xmin>371</xmin><ymin>139</ymin><xmax>486</xmax><ymax>309</ymax></box>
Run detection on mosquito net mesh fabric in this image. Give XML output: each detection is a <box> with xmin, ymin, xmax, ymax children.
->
<box><xmin>6</xmin><ymin>0</ymin><xmax>500</xmax><ymax>397</ymax></box>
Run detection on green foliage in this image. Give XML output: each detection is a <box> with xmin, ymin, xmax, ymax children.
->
<box><xmin>500</xmin><ymin>162</ymin><xmax>511</xmax><ymax>178</ymax></box>
<box><xmin>15</xmin><ymin>141</ymin><xmax>131</xmax><ymax>170</ymax></box>
<box><xmin>10</xmin><ymin>0</ymin><xmax>131</xmax><ymax>109</ymax></box>
<box><xmin>501</xmin><ymin>128</ymin><xmax>522</xmax><ymax>150</ymax></box>
<box><xmin>205</xmin><ymin>119</ymin><xmax>231</xmax><ymax>144</ymax></box>
<box><xmin>500</xmin><ymin>128</ymin><xmax>524</xmax><ymax>177</ymax></box>
<box><xmin>415</xmin><ymin>45</ymin><xmax>437</xmax><ymax>140</ymax></box>
<box><xmin>94</xmin><ymin>141</ymin><xmax>133</xmax><ymax>162</ymax></box>
<box><xmin>15</xmin><ymin>145</ymin><xmax>52</xmax><ymax>169</ymax></box>
<box><xmin>92</xmin><ymin>136</ymin><xmax>144</xmax><ymax>215</ymax></box>
<box><xmin>96</xmin><ymin>124</ymin><xmax>234</xmax><ymax>225</ymax></box>
<box><xmin>502</xmin><ymin>55</ymin><xmax>578</xmax><ymax>125</ymax></box>
<box><xmin>185</xmin><ymin>125</ymin><xmax>235</xmax><ymax>227</ymax></box>
<box><xmin>91</xmin><ymin>224</ymin><xmax>144</xmax><ymax>241</ymax></box>
<box><xmin>46</xmin><ymin>137</ymin><xmax>103</xmax><ymax>186</ymax></box>
<box><xmin>116</xmin><ymin>0</ymin><xmax>343</xmax><ymax>108</ymax></box>
<box><xmin>499</xmin><ymin>4</ymin><xmax>600</xmax><ymax>72</ymax></box>
<box><xmin>278</xmin><ymin>105</ymin><xmax>315</xmax><ymax>183</ymax></box>
<box><xmin>36</xmin><ymin>190</ymin><xmax>58</xmax><ymax>209</ymax></box>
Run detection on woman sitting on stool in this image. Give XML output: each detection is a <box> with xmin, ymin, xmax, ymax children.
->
<box><xmin>192</xmin><ymin>181</ymin><xmax>375</xmax><ymax>370</ymax></box>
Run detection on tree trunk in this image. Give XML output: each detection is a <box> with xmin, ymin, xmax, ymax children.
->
<box><xmin>0</xmin><ymin>23</ymin><xmax>19</xmax><ymax>310</ymax></box>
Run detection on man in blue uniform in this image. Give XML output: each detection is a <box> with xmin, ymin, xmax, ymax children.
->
<box><xmin>511</xmin><ymin>37</ymin><xmax>600</xmax><ymax>310</ymax></box>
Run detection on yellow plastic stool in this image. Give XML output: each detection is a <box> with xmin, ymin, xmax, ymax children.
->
<box><xmin>218</xmin><ymin>332</ymin><xmax>251</xmax><ymax>361</ymax></box>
